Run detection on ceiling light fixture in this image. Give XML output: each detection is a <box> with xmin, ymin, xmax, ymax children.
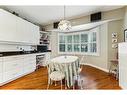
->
<box><xmin>58</xmin><ymin>6</ymin><xmax>71</xmax><ymax>31</ymax></box>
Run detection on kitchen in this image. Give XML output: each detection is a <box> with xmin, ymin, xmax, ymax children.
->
<box><xmin>0</xmin><ymin>8</ymin><xmax>51</xmax><ymax>86</ymax></box>
<box><xmin>0</xmin><ymin>5</ymin><xmax>126</xmax><ymax>91</ymax></box>
<box><xmin>0</xmin><ymin>0</ymin><xmax>127</xmax><ymax>95</ymax></box>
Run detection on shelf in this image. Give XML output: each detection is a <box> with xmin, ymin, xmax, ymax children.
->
<box><xmin>38</xmin><ymin>44</ymin><xmax>48</xmax><ymax>46</ymax></box>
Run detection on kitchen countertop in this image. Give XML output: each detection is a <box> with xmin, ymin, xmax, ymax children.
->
<box><xmin>0</xmin><ymin>51</ymin><xmax>50</xmax><ymax>57</ymax></box>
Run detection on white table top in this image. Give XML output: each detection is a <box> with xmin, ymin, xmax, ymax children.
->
<box><xmin>50</xmin><ymin>55</ymin><xmax>78</xmax><ymax>64</ymax></box>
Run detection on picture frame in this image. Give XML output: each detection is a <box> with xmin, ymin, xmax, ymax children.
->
<box><xmin>112</xmin><ymin>44</ymin><xmax>118</xmax><ymax>49</ymax></box>
<box><xmin>112</xmin><ymin>32</ymin><xmax>117</xmax><ymax>38</ymax></box>
<box><xmin>112</xmin><ymin>38</ymin><xmax>117</xmax><ymax>43</ymax></box>
<box><xmin>124</xmin><ymin>29</ymin><xmax>127</xmax><ymax>42</ymax></box>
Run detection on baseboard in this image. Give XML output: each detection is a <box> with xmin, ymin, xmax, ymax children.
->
<box><xmin>81</xmin><ymin>63</ymin><xmax>109</xmax><ymax>73</ymax></box>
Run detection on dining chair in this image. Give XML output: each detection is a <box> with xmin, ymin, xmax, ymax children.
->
<box><xmin>47</xmin><ymin>62</ymin><xmax>65</xmax><ymax>89</ymax></box>
<box><xmin>109</xmin><ymin>53</ymin><xmax>119</xmax><ymax>80</ymax></box>
<box><xmin>109</xmin><ymin>59</ymin><xmax>119</xmax><ymax>80</ymax></box>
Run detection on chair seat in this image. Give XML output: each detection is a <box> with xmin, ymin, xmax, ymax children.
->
<box><xmin>49</xmin><ymin>71</ymin><xmax>65</xmax><ymax>81</ymax></box>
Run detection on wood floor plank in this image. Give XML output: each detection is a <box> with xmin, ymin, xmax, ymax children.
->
<box><xmin>0</xmin><ymin>65</ymin><xmax>121</xmax><ymax>90</ymax></box>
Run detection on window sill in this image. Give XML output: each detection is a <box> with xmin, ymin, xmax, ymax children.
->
<box><xmin>58</xmin><ymin>52</ymin><xmax>100</xmax><ymax>56</ymax></box>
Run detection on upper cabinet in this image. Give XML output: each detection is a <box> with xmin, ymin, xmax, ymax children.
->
<box><xmin>0</xmin><ymin>9</ymin><xmax>39</xmax><ymax>45</ymax></box>
<box><xmin>29</xmin><ymin>23</ymin><xmax>40</xmax><ymax>44</ymax></box>
<box><xmin>0</xmin><ymin>9</ymin><xmax>17</xmax><ymax>42</ymax></box>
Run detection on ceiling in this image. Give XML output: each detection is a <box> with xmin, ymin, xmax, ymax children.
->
<box><xmin>1</xmin><ymin>6</ymin><xmax>124</xmax><ymax>26</ymax></box>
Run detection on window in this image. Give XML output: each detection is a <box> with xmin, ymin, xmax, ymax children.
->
<box><xmin>59</xmin><ymin>35</ymin><xmax>66</xmax><ymax>52</ymax></box>
<box><xmin>81</xmin><ymin>34</ymin><xmax>88</xmax><ymax>52</ymax></box>
<box><xmin>58</xmin><ymin>26</ymin><xmax>100</xmax><ymax>56</ymax></box>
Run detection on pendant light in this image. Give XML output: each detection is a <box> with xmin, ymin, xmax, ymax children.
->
<box><xmin>58</xmin><ymin>6</ymin><xmax>71</xmax><ymax>31</ymax></box>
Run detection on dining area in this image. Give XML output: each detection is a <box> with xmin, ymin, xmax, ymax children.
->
<box><xmin>46</xmin><ymin>55</ymin><xmax>83</xmax><ymax>89</ymax></box>
<box><xmin>0</xmin><ymin>54</ymin><xmax>120</xmax><ymax>90</ymax></box>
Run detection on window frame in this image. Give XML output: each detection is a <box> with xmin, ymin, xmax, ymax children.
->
<box><xmin>58</xmin><ymin>26</ymin><xmax>100</xmax><ymax>56</ymax></box>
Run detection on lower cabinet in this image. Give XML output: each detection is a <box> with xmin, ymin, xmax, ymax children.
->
<box><xmin>3</xmin><ymin>68</ymin><xmax>23</xmax><ymax>82</ymax></box>
<box><xmin>23</xmin><ymin>55</ymin><xmax>36</xmax><ymax>74</ymax></box>
<box><xmin>0</xmin><ymin>58</ymin><xmax>3</xmax><ymax>84</ymax></box>
<box><xmin>0</xmin><ymin>54</ymin><xmax>36</xmax><ymax>86</ymax></box>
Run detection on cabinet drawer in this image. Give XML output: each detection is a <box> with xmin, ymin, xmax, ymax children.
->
<box><xmin>3</xmin><ymin>68</ymin><xmax>23</xmax><ymax>82</ymax></box>
<box><xmin>24</xmin><ymin>60</ymin><xmax>36</xmax><ymax>67</ymax></box>
<box><xmin>3</xmin><ymin>61</ymin><xmax>23</xmax><ymax>72</ymax></box>
<box><xmin>3</xmin><ymin>56</ymin><xmax>24</xmax><ymax>62</ymax></box>
<box><xmin>24</xmin><ymin>66</ymin><xmax>35</xmax><ymax>74</ymax></box>
<box><xmin>24</xmin><ymin>63</ymin><xmax>36</xmax><ymax>69</ymax></box>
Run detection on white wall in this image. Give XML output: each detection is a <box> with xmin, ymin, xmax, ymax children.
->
<box><xmin>47</xmin><ymin>7</ymin><xmax>124</xmax><ymax>71</ymax></box>
<box><xmin>107</xmin><ymin>20</ymin><xmax>124</xmax><ymax>69</ymax></box>
<box><xmin>50</xmin><ymin>23</ymin><xmax>108</xmax><ymax>71</ymax></box>
<box><xmin>44</xmin><ymin>7</ymin><xmax>125</xmax><ymax>30</ymax></box>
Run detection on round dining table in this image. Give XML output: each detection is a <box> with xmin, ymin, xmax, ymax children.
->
<box><xmin>49</xmin><ymin>55</ymin><xmax>79</xmax><ymax>88</ymax></box>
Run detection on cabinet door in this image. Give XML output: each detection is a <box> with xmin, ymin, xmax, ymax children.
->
<box><xmin>17</xmin><ymin>18</ymin><xmax>39</xmax><ymax>44</ymax></box>
<box><xmin>29</xmin><ymin>23</ymin><xmax>39</xmax><ymax>45</ymax></box>
<box><xmin>16</xmin><ymin>17</ymin><xmax>25</xmax><ymax>43</ymax></box>
<box><xmin>17</xmin><ymin>18</ymin><xmax>29</xmax><ymax>43</ymax></box>
<box><xmin>0</xmin><ymin>9</ymin><xmax>39</xmax><ymax>44</ymax></box>
<box><xmin>3</xmin><ymin>56</ymin><xmax>24</xmax><ymax>72</ymax></box>
<box><xmin>2</xmin><ymin>56</ymin><xmax>24</xmax><ymax>82</ymax></box>
<box><xmin>23</xmin><ymin>55</ymin><xmax>36</xmax><ymax>74</ymax></box>
<box><xmin>3</xmin><ymin>60</ymin><xmax>23</xmax><ymax>72</ymax></box>
<box><xmin>23</xmin><ymin>60</ymin><xmax>36</xmax><ymax>74</ymax></box>
<box><xmin>3</xmin><ymin>68</ymin><xmax>23</xmax><ymax>82</ymax></box>
<box><xmin>0</xmin><ymin>58</ymin><xmax>3</xmax><ymax>83</ymax></box>
<box><xmin>0</xmin><ymin>9</ymin><xmax>17</xmax><ymax>42</ymax></box>
<box><xmin>28</xmin><ymin>22</ymin><xmax>34</xmax><ymax>44</ymax></box>
<box><xmin>34</xmin><ymin>25</ymin><xmax>40</xmax><ymax>44</ymax></box>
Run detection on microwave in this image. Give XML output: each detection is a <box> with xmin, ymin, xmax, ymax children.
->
<box><xmin>37</xmin><ymin>45</ymin><xmax>48</xmax><ymax>52</ymax></box>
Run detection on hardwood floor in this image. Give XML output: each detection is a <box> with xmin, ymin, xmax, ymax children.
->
<box><xmin>0</xmin><ymin>65</ymin><xmax>121</xmax><ymax>90</ymax></box>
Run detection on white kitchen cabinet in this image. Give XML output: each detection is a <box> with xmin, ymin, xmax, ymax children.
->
<box><xmin>2</xmin><ymin>56</ymin><xmax>24</xmax><ymax>82</ymax></box>
<box><xmin>3</xmin><ymin>61</ymin><xmax>23</xmax><ymax>72</ymax></box>
<box><xmin>16</xmin><ymin>17</ymin><xmax>28</xmax><ymax>43</ymax></box>
<box><xmin>0</xmin><ymin>9</ymin><xmax>39</xmax><ymax>44</ymax></box>
<box><xmin>0</xmin><ymin>58</ymin><xmax>3</xmax><ymax>73</ymax></box>
<box><xmin>3</xmin><ymin>68</ymin><xmax>23</xmax><ymax>82</ymax></box>
<box><xmin>0</xmin><ymin>9</ymin><xmax>17</xmax><ymax>42</ymax></box>
<box><xmin>0</xmin><ymin>58</ymin><xmax>3</xmax><ymax>83</ymax></box>
<box><xmin>1</xmin><ymin>54</ymin><xmax>36</xmax><ymax>85</ymax></box>
<box><xmin>32</xmin><ymin>25</ymin><xmax>40</xmax><ymax>44</ymax></box>
<box><xmin>23</xmin><ymin>55</ymin><xmax>36</xmax><ymax>74</ymax></box>
<box><xmin>28</xmin><ymin>22</ymin><xmax>40</xmax><ymax>44</ymax></box>
<box><xmin>118</xmin><ymin>42</ymin><xmax>127</xmax><ymax>89</ymax></box>
<box><xmin>16</xmin><ymin>16</ymin><xmax>40</xmax><ymax>44</ymax></box>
